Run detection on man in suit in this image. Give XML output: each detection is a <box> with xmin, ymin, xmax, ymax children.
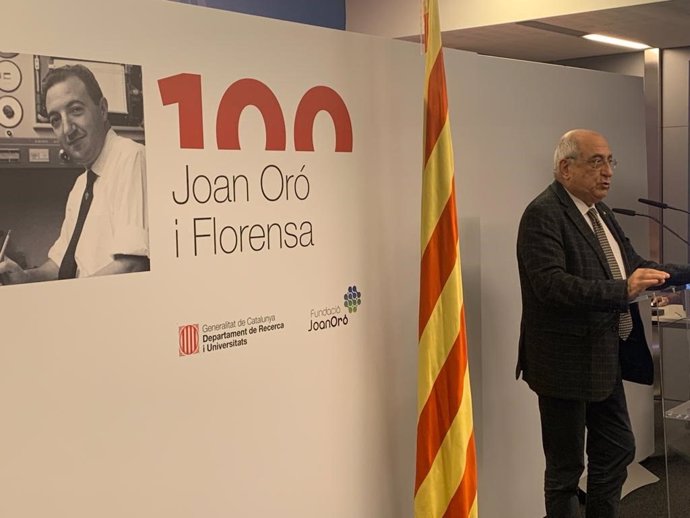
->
<box><xmin>516</xmin><ymin>129</ymin><xmax>690</xmax><ymax>518</ymax></box>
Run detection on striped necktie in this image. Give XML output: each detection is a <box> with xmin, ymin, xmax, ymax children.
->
<box><xmin>58</xmin><ymin>169</ymin><xmax>97</xmax><ymax>279</ymax></box>
<box><xmin>587</xmin><ymin>207</ymin><xmax>633</xmax><ymax>340</ymax></box>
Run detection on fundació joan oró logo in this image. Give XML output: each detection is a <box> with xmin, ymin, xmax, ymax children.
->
<box><xmin>308</xmin><ymin>284</ymin><xmax>363</xmax><ymax>333</ymax></box>
<box><xmin>179</xmin><ymin>324</ymin><xmax>200</xmax><ymax>356</ymax></box>
<box><xmin>343</xmin><ymin>285</ymin><xmax>362</xmax><ymax>313</ymax></box>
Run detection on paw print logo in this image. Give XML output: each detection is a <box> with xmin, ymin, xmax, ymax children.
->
<box><xmin>343</xmin><ymin>285</ymin><xmax>362</xmax><ymax>313</ymax></box>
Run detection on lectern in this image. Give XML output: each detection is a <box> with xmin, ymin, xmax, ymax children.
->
<box><xmin>653</xmin><ymin>284</ymin><xmax>690</xmax><ymax>517</ymax></box>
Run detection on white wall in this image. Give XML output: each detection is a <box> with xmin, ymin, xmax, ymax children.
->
<box><xmin>445</xmin><ymin>53</ymin><xmax>649</xmax><ymax>517</ymax></box>
<box><xmin>555</xmin><ymin>52</ymin><xmax>645</xmax><ymax>77</ymax></box>
<box><xmin>346</xmin><ymin>0</ymin><xmax>667</xmax><ymax>37</ymax></box>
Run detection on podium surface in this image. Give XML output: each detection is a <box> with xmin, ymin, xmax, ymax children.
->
<box><xmin>651</xmin><ymin>284</ymin><xmax>690</xmax><ymax>517</ymax></box>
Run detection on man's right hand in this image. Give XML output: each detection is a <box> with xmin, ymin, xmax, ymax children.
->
<box><xmin>627</xmin><ymin>268</ymin><xmax>670</xmax><ymax>300</ymax></box>
<box><xmin>0</xmin><ymin>257</ymin><xmax>28</xmax><ymax>285</ymax></box>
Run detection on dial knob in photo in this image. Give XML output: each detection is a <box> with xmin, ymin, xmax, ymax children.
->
<box><xmin>0</xmin><ymin>60</ymin><xmax>22</xmax><ymax>93</ymax></box>
<box><xmin>0</xmin><ymin>96</ymin><xmax>22</xmax><ymax>128</ymax></box>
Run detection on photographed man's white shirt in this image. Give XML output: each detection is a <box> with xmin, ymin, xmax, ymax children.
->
<box><xmin>49</xmin><ymin>129</ymin><xmax>148</xmax><ymax>277</ymax></box>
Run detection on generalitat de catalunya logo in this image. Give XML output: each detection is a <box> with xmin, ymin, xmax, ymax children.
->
<box><xmin>179</xmin><ymin>324</ymin><xmax>199</xmax><ymax>356</ymax></box>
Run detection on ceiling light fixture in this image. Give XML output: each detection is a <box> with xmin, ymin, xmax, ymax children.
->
<box><xmin>582</xmin><ymin>34</ymin><xmax>650</xmax><ymax>50</ymax></box>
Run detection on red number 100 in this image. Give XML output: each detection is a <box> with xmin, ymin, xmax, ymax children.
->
<box><xmin>158</xmin><ymin>73</ymin><xmax>353</xmax><ymax>152</ymax></box>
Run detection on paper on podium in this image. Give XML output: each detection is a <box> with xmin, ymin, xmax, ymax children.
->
<box><xmin>654</xmin><ymin>304</ymin><xmax>686</xmax><ymax>322</ymax></box>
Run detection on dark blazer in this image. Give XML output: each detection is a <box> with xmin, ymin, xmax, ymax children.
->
<box><xmin>516</xmin><ymin>180</ymin><xmax>690</xmax><ymax>401</ymax></box>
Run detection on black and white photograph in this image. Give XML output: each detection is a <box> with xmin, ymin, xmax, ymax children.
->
<box><xmin>0</xmin><ymin>52</ymin><xmax>148</xmax><ymax>284</ymax></box>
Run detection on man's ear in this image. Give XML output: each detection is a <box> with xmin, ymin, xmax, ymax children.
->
<box><xmin>98</xmin><ymin>97</ymin><xmax>109</xmax><ymax>122</ymax></box>
<box><xmin>559</xmin><ymin>158</ymin><xmax>570</xmax><ymax>180</ymax></box>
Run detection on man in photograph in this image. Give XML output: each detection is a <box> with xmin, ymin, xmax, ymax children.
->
<box><xmin>0</xmin><ymin>64</ymin><xmax>148</xmax><ymax>283</ymax></box>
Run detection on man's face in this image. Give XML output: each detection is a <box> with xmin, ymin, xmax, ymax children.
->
<box><xmin>560</xmin><ymin>132</ymin><xmax>614</xmax><ymax>206</ymax></box>
<box><xmin>45</xmin><ymin>76</ymin><xmax>108</xmax><ymax>167</ymax></box>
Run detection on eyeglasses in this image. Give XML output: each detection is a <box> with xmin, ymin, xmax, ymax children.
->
<box><xmin>568</xmin><ymin>156</ymin><xmax>618</xmax><ymax>170</ymax></box>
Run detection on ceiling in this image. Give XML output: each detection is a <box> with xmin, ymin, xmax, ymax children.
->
<box><xmin>403</xmin><ymin>0</ymin><xmax>690</xmax><ymax>63</ymax></box>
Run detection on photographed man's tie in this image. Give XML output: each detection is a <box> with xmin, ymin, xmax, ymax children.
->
<box><xmin>58</xmin><ymin>169</ymin><xmax>97</xmax><ymax>279</ymax></box>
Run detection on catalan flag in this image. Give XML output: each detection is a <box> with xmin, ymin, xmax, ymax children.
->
<box><xmin>415</xmin><ymin>1</ymin><xmax>478</xmax><ymax>517</ymax></box>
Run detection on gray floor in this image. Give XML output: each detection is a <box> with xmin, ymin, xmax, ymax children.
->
<box><xmin>619</xmin><ymin>452</ymin><xmax>690</xmax><ymax>517</ymax></box>
<box><xmin>566</xmin><ymin>400</ymin><xmax>690</xmax><ymax>517</ymax></box>
<box><xmin>619</xmin><ymin>400</ymin><xmax>690</xmax><ymax>518</ymax></box>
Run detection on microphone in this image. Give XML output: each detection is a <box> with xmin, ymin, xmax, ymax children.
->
<box><xmin>638</xmin><ymin>198</ymin><xmax>690</xmax><ymax>215</ymax></box>
<box><xmin>612</xmin><ymin>208</ymin><xmax>636</xmax><ymax>216</ymax></box>
<box><xmin>612</xmin><ymin>207</ymin><xmax>689</xmax><ymax>246</ymax></box>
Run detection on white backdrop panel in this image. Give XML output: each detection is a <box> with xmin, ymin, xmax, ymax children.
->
<box><xmin>0</xmin><ymin>2</ymin><xmax>652</xmax><ymax>518</ymax></box>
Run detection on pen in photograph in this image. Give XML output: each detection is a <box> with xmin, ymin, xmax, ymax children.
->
<box><xmin>0</xmin><ymin>230</ymin><xmax>12</xmax><ymax>262</ymax></box>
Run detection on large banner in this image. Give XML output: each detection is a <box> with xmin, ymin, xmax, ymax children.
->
<box><xmin>0</xmin><ymin>2</ymin><xmax>428</xmax><ymax>517</ymax></box>
<box><xmin>1</xmin><ymin>2</ymin><xmax>653</xmax><ymax>518</ymax></box>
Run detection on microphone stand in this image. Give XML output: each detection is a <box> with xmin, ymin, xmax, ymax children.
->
<box><xmin>638</xmin><ymin>198</ymin><xmax>690</xmax><ymax>216</ymax></box>
<box><xmin>612</xmin><ymin>208</ymin><xmax>690</xmax><ymax>246</ymax></box>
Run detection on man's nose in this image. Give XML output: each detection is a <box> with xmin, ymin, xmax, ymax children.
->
<box><xmin>60</xmin><ymin>115</ymin><xmax>75</xmax><ymax>136</ymax></box>
<box><xmin>601</xmin><ymin>163</ymin><xmax>613</xmax><ymax>176</ymax></box>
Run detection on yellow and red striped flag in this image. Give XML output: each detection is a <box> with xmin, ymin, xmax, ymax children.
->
<box><xmin>415</xmin><ymin>1</ymin><xmax>478</xmax><ymax>517</ymax></box>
